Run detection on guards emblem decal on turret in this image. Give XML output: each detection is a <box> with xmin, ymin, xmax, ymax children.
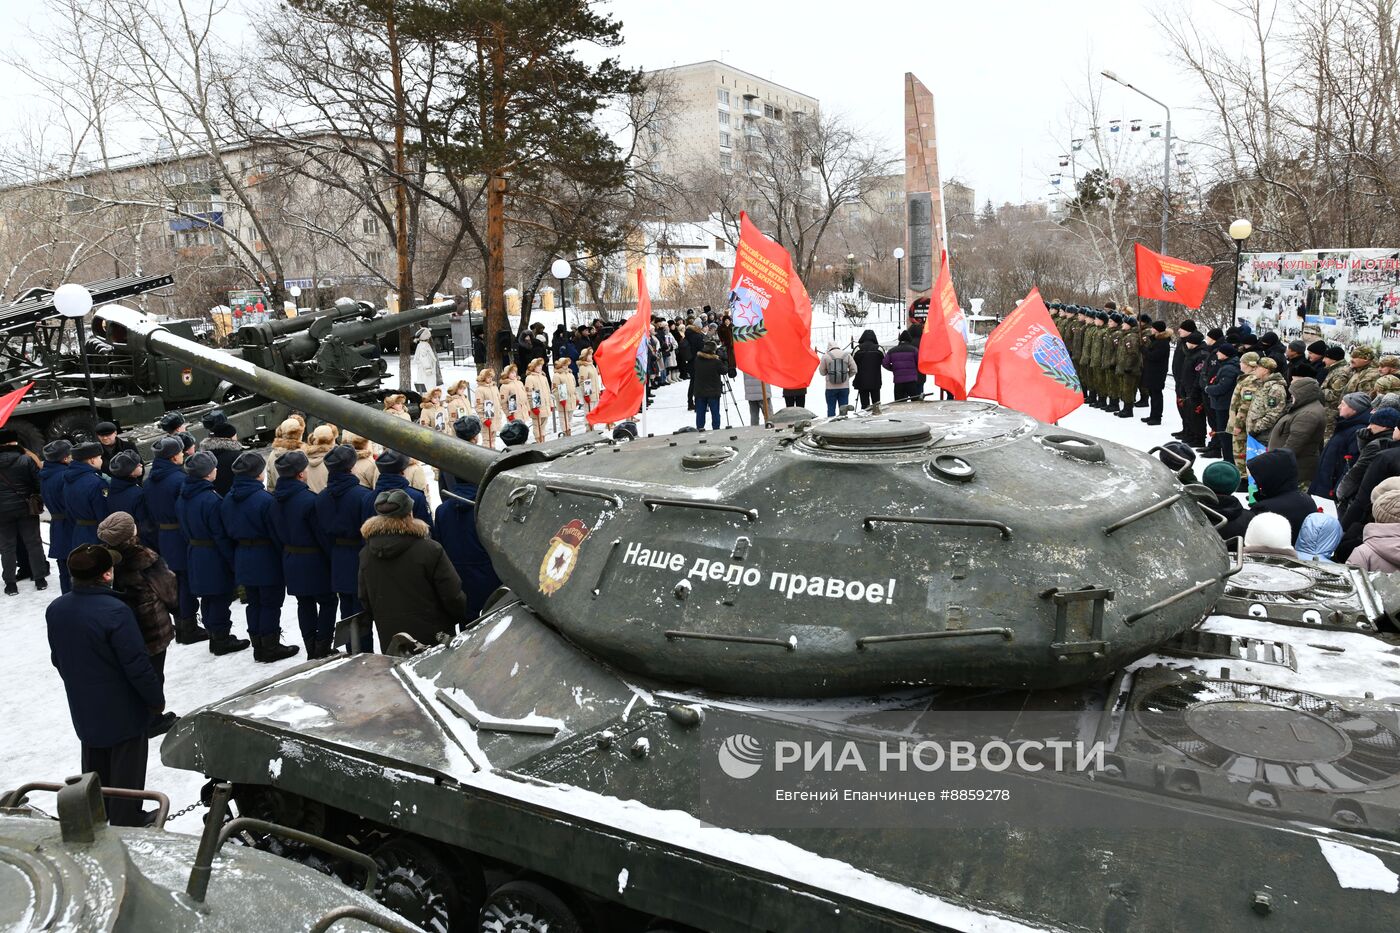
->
<box><xmin>539</xmin><ymin>519</ymin><xmax>591</xmax><ymax>595</ymax></box>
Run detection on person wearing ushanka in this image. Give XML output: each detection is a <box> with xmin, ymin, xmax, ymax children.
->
<box><xmin>359</xmin><ymin>488</ymin><xmax>466</xmax><ymax>649</ymax></box>
<box><xmin>105</xmin><ymin>449</ymin><xmax>155</xmax><ymax>553</ymax></box>
<box><xmin>199</xmin><ymin>421</ymin><xmax>243</xmax><ymax>496</ymax></box>
<box><xmin>65</xmin><ymin>441</ymin><xmax>109</xmax><ymax>548</ymax></box>
<box><xmin>220</xmin><ymin>451</ymin><xmax>299</xmax><ymax>663</ymax></box>
<box><xmin>433</xmin><ymin>417</ymin><xmax>501</xmax><ymax>621</ymax></box>
<box><xmin>372</xmin><ymin>449</ymin><xmax>432</xmax><ymax>529</ymax></box>
<box><xmin>47</xmin><ymin>542</ymin><xmax>164</xmax><ymax>826</ymax></box>
<box><xmin>315</xmin><ymin>444</ymin><xmax>376</xmax><ymax>650</ymax></box>
<box><xmin>144</xmin><ymin>436</ymin><xmax>204</xmax><ymax>641</ymax></box>
<box><xmin>176</xmin><ymin>450</ymin><xmax>246</xmax><ymax>656</ymax></box>
<box><xmin>40</xmin><ymin>440</ymin><xmax>73</xmax><ymax>593</ymax></box>
<box><xmin>269</xmin><ymin>449</ymin><xmax>337</xmax><ymax>659</ymax></box>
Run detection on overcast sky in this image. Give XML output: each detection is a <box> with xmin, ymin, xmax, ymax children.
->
<box><xmin>0</xmin><ymin>0</ymin><xmax>1237</xmax><ymax>206</ymax></box>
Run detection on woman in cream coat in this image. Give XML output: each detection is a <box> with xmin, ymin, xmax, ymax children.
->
<box><xmin>473</xmin><ymin>370</ymin><xmax>501</xmax><ymax>448</ymax></box>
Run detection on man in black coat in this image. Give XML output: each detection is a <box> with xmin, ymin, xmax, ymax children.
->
<box><xmin>0</xmin><ymin>429</ymin><xmax>47</xmax><ymax>595</ymax></box>
<box><xmin>359</xmin><ymin>489</ymin><xmax>466</xmax><ymax>650</ymax></box>
<box><xmin>1335</xmin><ymin>418</ymin><xmax>1400</xmax><ymax>562</ymax></box>
<box><xmin>1139</xmin><ymin>321</ymin><xmax>1171</xmax><ymax>425</ymax></box>
<box><xmin>95</xmin><ymin>422</ymin><xmax>138</xmax><ymax>476</ymax></box>
<box><xmin>690</xmin><ymin>339</ymin><xmax>724</xmax><ymax>430</ymax></box>
<box><xmin>1245</xmin><ymin>448</ymin><xmax>1318</xmax><ymax>541</ymax></box>
<box><xmin>198</xmin><ymin>422</ymin><xmax>243</xmax><ymax>496</ymax></box>
<box><xmin>1258</xmin><ymin>331</ymin><xmax>1288</xmax><ymax>376</ymax></box>
<box><xmin>46</xmin><ymin>544</ymin><xmax>164</xmax><ymax>826</ymax></box>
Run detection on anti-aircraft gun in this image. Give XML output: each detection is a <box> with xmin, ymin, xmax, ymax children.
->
<box><xmin>105</xmin><ymin>296</ymin><xmax>456</xmax><ymax>449</ymax></box>
<box><xmin>106</xmin><ymin>306</ymin><xmax>1400</xmax><ymax>932</ymax></box>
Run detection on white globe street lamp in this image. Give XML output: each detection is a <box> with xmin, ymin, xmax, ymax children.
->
<box><xmin>892</xmin><ymin>247</ymin><xmax>906</xmax><ymax>309</ymax></box>
<box><xmin>460</xmin><ymin>276</ymin><xmax>473</xmax><ymax>292</ymax></box>
<box><xmin>551</xmin><ymin>259</ymin><xmax>573</xmax><ymax>329</ymax></box>
<box><xmin>1229</xmin><ymin>218</ymin><xmax>1253</xmax><ymax>321</ymax></box>
<box><xmin>54</xmin><ymin>283</ymin><xmax>99</xmax><ymax>423</ymax></box>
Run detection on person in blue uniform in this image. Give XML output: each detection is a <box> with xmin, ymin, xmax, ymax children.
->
<box><xmin>372</xmin><ymin>450</ymin><xmax>432</xmax><ymax>528</ymax></box>
<box><xmin>105</xmin><ymin>450</ymin><xmax>154</xmax><ymax>548</ymax></box>
<box><xmin>144</xmin><ymin>436</ymin><xmax>206</xmax><ymax>642</ymax></box>
<box><xmin>220</xmin><ymin>451</ymin><xmax>298</xmax><ymax>663</ymax></box>
<box><xmin>64</xmin><ymin>441</ymin><xmax>108</xmax><ymax>548</ymax></box>
<box><xmin>176</xmin><ymin>450</ymin><xmax>246</xmax><ymax>656</ymax></box>
<box><xmin>314</xmin><ymin>444</ymin><xmax>375</xmax><ymax>650</ymax></box>
<box><xmin>434</xmin><ymin>417</ymin><xmax>501</xmax><ymax>621</ymax></box>
<box><xmin>270</xmin><ymin>450</ymin><xmax>337</xmax><ymax>659</ymax></box>
<box><xmin>46</xmin><ymin>543</ymin><xmax>164</xmax><ymax>826</ymax></box>
<box><xmin>40</xmin><ymin>440</ymin><xmax>74</xmax><ymax>593</ymax></box>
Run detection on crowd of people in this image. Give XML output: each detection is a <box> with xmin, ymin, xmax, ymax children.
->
<box><xmin>1054</xmin><ymin>301</ymin><xmax>1400</xmax><ymax>570</ymax></box>
<box><xmin>34</xmin><ymin>408</ymin><xmax>520</xmax><ymax>824</ymax></box>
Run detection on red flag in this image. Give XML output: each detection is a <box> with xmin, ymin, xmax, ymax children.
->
<box><xmin>1133</xmin><ymin>242</ymin><xmax>1213</xmax><ymax>309</ymax></box>
<box><xmin>586</xmin><ymin>270</ymin><xmax>651</xmax><ymax>426</ymax></box>
<box><xmin>970</xmin><ymin>288</ymin><xmax>1082</xmax><ymax>423</ymax></box>
<box><xmin>0</xmin><ymin>383</ymin><xmax>33</xmax><ymax>429</ymax></box>
<box><xmin>728</xmin><ymin>212</ymin><xmax>819</xmax><ymax>390</ymax></box>
<box><xmin>917</xmin><ymin>251</ymin><xmax>968</xmax><ymax>399</ymax></box>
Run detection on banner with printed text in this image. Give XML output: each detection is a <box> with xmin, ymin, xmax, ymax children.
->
<box><xmin>728</xmin><ymin>212</ymin><xmax>819</xmax><ymax>390</ymax></box>
<box><xmin>970</xmin><ymin>288</ymin><xmax>1082</xmax><ymax>423</ymax></box>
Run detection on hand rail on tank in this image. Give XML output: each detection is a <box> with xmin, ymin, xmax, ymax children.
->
<box><xmin>856</xmin><ymin>628</ymin><xmax>1014</xmax><ymax>648</ymax></box>
<box><xmin>862</xmin><ymin>515</ymin><xmax>1012</xmax><ymax>539</ymax></box>
<box><xmin>545</xmin><ymin>483</ymin><xmax>622</xmax><ymax>507</ymax></box>
<box><xmin>309</xmin><ymin>906</ymin><xmax>423</xmax><ymax>933</ymax></box>
<box><xmin>643</xmin><ymin>498</ymin><xmax>757</xmax><ymax>522</ymax></box>
<box><xmin>665</xmin><ymin>630</ymin><xmax>796</xmax><ymax>649</ymax></box>
<box><xmin>1103</xmin><ymin>493</ymin><xmax>1184</xmax><ymax>536</ymax></box>
<box><xmin>1147</xmin><ymin>444</ymin><xmax>1194</xmax><ymax>481</ymax></box>
<box><xmin>1123</xmin><ymin>539</ymin><xmax>1242</xmax><ymax>626</ymax></box>
<box><xmin>215</xmin><ymin>818</ymin><xmax>378</xmax><ymax>892</ymax></box>
<box><xmin>0</xmin><ymin>779</ymin><xmax>170</xmax><ymax>829</ymax></box>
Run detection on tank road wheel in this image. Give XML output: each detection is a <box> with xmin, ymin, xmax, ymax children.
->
<box><xmin>479</xmin><ymin>880</ymin><xmax>584</xmax><ymax>933</ymax></box>
<box><xmin>6</xmin><ymin>419</ymin><xmax>43</xmax><ymax>458</ymax></box>
<box><xmin>372</xmin><ymin>836</ymin><xmax>483</xmax><ymax>933</ymax></box>
<box><xmin>47</xmin><ymin>410</ymin><xmax>98</xmax><ymax>443</ymax></box>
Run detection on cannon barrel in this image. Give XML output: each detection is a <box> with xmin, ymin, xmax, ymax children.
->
<box><xmin>100</xmin><ymin>301</ymin><xmax>498</xmax><ymax>485</ymax></box>
<box><xmin>237</xmin><ymin>298</ymin><xmax>371</xmax><ymax>344</ymax></box>
<box><xmin>274</xmin><ymin>297</ymin><xmax>456</xmax><ymax>363</ymax></box>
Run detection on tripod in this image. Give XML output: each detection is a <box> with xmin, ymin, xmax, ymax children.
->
<box><xmin>723</xmin><ymin>376</ymin><xmax>748</xmax><ymax>428</ymax></box>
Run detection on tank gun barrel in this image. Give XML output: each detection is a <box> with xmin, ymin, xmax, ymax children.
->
<box><xmin>100</xmin><ymin>301</ymin><xmax>497</xmax><ymax>485</ymax></box>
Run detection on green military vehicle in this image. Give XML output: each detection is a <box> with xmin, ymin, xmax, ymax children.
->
<box><xmin>104</xmin><ymin>306</ymin><xmax>1400</xmax><ymax>932</ymax></box>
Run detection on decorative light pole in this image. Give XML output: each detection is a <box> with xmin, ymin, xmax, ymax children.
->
<box><xmin>288</xmin><ymin>284</ymin><xmax>301</xmax><ymax>318</ymax></box>
<box><xmin>53</xmin><ymin>283</ymin><xmax>98</xmax><ymax>423</ymax></box>
<box><xmin>1229</xmin><ymin>218</ymin><xmax>1253</xmax><ymax>324</ymax></box>
<box><xmin>893</xmin><ymin>247</ymin><xmax>905</xmax><ymax>317</ymax></box>
<box><xmin>1102</xmin><ymin>69</ymin><xmax>1172</xmax><ymax>256</ymax></box>
<box><xmin>551</xmin><ymin>259</ymin><xmax>572</xmax><ymax>331</ymax></box>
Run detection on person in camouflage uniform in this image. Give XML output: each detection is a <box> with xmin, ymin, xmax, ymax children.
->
<box><xmin>1083</xmin><ymin>313</ymin><xmax>1105</xmax><ymax>408</ymax></box>
<box><xmin>1115</xmin><ymin>315</ymin><xmax>1142</xmax><ymax>417</ymax></box>
<box><xmin>1246</xmin><ymin>356</ymin><xmax>1288</xmax><ymax>446</ymax></box>
<box><xmin>1227</xmin><ymin>353</ymin><xmax>1261</xmax><ymax>473</ymax></box>
<box><xmin>1319</xmin><ymin>345</ymin><xmax>1351</xmax><ymax>441</ymax></box>
<box><xmin>1374</xmin><ymin>374</ymin><xmax>1400</xmax><ymax>401</ymax></box>
<box><xmin>1379</xmin><ymin>355</ymin><xmax>1400</xmax><ymax>380</ymax></box>
<box><xmin>1102</xmin><ymin>313</ymin><xmax>1124</xmax><ymax>411</ymax></box>
<box><xmin>1344</xmin><ymin>346</ymin><xmax>1381</xmax><ymax>396</ymax></box>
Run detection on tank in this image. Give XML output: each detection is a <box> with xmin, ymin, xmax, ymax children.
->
<box><xmin>0</xmin><ymin>772</ymin><xmax>415</xmax><ymax>931</ymax></box>
<box><xmin>106</xmin><ymin>296</ymin><xmax>457</xmax><ymax>451</ymax></box>
<box><xmin>104</xmin><ymin>308</ymin><xmax>1400</xmax><ymax>932</ymax></box>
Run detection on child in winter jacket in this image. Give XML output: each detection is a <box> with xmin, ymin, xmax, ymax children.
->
<box><xmin>552</xmin><ymin>358</ymin><xmax>579</xmax><ymax>437</ymax></box>
<box><xmin>418</xmin><ymin>387</ymin><xmax>447</xmax><ymax>433</ymax></box>
<box><xmin>498</xmin><ymin>366</ymin><xmax>531</xmax><ymax>428</ymax></box>
<box><xmin>524</xmin><ymin>359</ymin><xmax>552</xmax><ymax>443</ymax></box>
<box><xmin>474</xmin><ymin>370</ymin><xmax>501</xmax><ymax>448</ymax></box>
<box><xmin>444</xmin><ymin>380</ymin><xmax>472</xmax><ymax>425</ymax></box>
<box><xmin>576</xmin><ymin>349</ymin><xmax>600</xmax><ymax>413</ymax></box>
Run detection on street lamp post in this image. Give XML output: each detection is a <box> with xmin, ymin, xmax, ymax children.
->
<box><xmin>1101</xmin><ymin>69</ymin><xmax>1171</xmax><ymax>256</ymax></box>
<box><xmin>893</xmin><ymin>247</ymin><xmax>905</xmax><ymax>320</ymax></box>
<box><xmin>551</xmin><ymin>259</ymin><xmax>572</xmax><ymax>331</ymax></box>
<box><xmin>53</xmin><ymin>283</ymin><xmax>98</xmax><ymax>424</ymax></box>
<box><xmin>288</xmin><ymin>284</ymin><xmax>301</xmax><ymax>318</ymax></box>
<box><xmin>1229</xmin><ymin>218</ymin><xmax>1253</xmax><ymax>324</ymax></box>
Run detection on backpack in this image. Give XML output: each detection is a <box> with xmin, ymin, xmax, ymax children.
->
<box><xmin>827</xmin><ymin>351</ymin><xmax>849</xmax><ymax>384</ymax></box>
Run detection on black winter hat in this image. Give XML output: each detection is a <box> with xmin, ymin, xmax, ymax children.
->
<box><xmin>324</xmin><ymin>444</ymin><xmax>355</xmax><ymax>472</ymax></box>
<box><xmin>180</xmin><ymin>434</ymin><xmax>197</xmax><ymax>452</ymax></box>
<box><xmin>1178</xmin><ymin>319</ymin><xmax>1197</xmax><ymax>332</ymax></box>
<box><xmin>184</xmin><ymin>450</ymin><xmax>218</xmax><ymax>477</ymax></box>
<box><xmin>1216</xmin><ymin>343</ymin><xmax>1238</xmax><ymax>358</ymax></box>
<box><xmin>1246</xmin><ymin>448</ymin><xmax>1300</xmax><ymax>498</ymax></box>
<box><xmin>1288</xmin><ymin>339</ymin><xmax>1307</xmax><ymax>354</ymax></box>
<box><xmin>1184</xmin><ymin>332</ymin><xmax>1205</xmax><ymax>346</ymax></box>
<box><xmin>499</xmin><ymin>421</ymin><xmax>530</xmax><ymax>447</ymax></box>
<box><xmin>158</xmin><ymin>411</ymin><xmax>186</xmax><ymax>432</ymax></box>
<box><xmin>611</xmin><ymin>420</ymin><xmax>638</xmax><ymax>441</ymax></box>
<box><xmin>151</xmin><ymin>437</ymin><xmax>183</xmax><ymax>461</ymax></box>
<box><xmin>375</xmin><ymin>449</ymin><xmax>408</xmax><ymax>473</ymax></box>
<box><xmin>95</xmin><ymin>421</ymin><xmax>118</xmax><ymax>436</ymax></box>
<box><xmin>1325</xmin><ymin>345</ymin><xmax>1346</xmax><ymax>361</ymax></box>
<box><xmin>275</xmin><ymin>449</ymin><xmax>310</xmax><ymax>478</ymax></box>
<box><xmin>43</xmin><ymin>440</ymin><xmax>72</xmax><ymax>462</ymax></box>
<box><xmin>1225</xmin><ymin>328</ymin><xmax>1242</xmax><ymax>342</ymax></box>
<box><xmin>201</xmin><ymin>409</ymin><xmax>227</xmax><ymax>431</ymax></box>
<box><xmin>1152</xmin><ymin>320</ymin><xmax>1167</xmax><ymax>332</ymax></box>
<box><xmin>109</xmin><ymin>449</ymin><xmax>142</xmax><ymax>478</ymax></box>
<box><xmin>232</xmin><ymin>451</ymin><xmax>266</xmax><ymax>477</ymax></box>
<box><xmin>454</xmin><ymin>416</ymin><xmax>482</xmax><ymax>442</ymax></box>
<box><xmin>1289</xmin><ymin>362</ymin><xmax>1316</xmax><ymax>380</ymax></box>
<box><xmin>1307</xmin><ymin>340</ymin><xmax>1328</xmax><ymax>356</ymax></box>
<box><xmin>1207</xmin><ymin>327</ymin><xmax>1225</xmax><ymax>342</ymax></box>
<box><xmin>1260</xmin><ymin>331</ymin><xmax>1280</xmax><ymax>347</ymax></box>
<box><xmin>73</xmin><ymin>441</ymin><xmax>103</xmax><ymax>462</ymax></box>
<box><xmin>67</xmin><ymin>543</ymin><xmax>120</xmax><ymax>578</ymax></box>
<box><xmin>1157</xmin><ymin>441</ymin><xmax>1196</xmax><ymax>469</ymax></box>
<box><xmin>211</xmin><ymin>422</ymin><xmax>237</xmax><ymax>439</ymax></box>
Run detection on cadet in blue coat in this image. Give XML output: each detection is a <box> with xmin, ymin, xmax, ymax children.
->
<box><xmin>40</xmin><ymin>440</ymin><xmax>74</xmax><ymax>593</ymax></box>
<box><xmin>145</xmin><ymin>436</ymin><xmax>203</xmax><ymax>639</ymax></box>
<box><xmin>434</xmin><ymin>417</ymin><xmax>501</xmax><ymax>621</ymax></box>
<box><xmin>270</xmin><ymin>450</ymin><xmax>337</xmax><ymax>658</ymax></box>
<box><xmin>220</xmin><ymin>451</ymin><xmax>299</xmax><ymax>663</ymax></box>
<box><xmin>64</xmin><ymin>441</ymin><xmax>109</xmax><ymax>548</ymax></box>
<box><xmin>176</xmin><ymin>450</ymin><xmax>247</xmax><ymax>656</ymax></box>
<box><xmin>372</xmin><ymin>450</ymin><xmax>432</xmax><ymax>529</ymax></box>
<box><xmin>46</xmin><ymin>544</ymin><xmax>164</xmax><ymax>826</ymax></box>
<box><xmin>314</xmin><ymin>444</ymin><xmax>375</xmax><ymax>648</ymax></box>
<box><xmin>105</xmin><ymin>450</ymin><xmax>155</xmax><ymax>547</ymax></box>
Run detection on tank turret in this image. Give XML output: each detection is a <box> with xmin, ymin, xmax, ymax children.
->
<box><xmin>101</xmin><ymin>305</ymin><xmax>1231</xmax><ymax>694</ymax></box>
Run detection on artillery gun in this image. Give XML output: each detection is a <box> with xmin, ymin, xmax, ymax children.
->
<box><xmin>104</xmin><ymin>305</ymin><xmax>1400</xmax><ymax>932</ymax></box>
<box><xmin>0</xmin><ymin>773</ymin><xmax>417</xmax><ymax>931</ymax></box>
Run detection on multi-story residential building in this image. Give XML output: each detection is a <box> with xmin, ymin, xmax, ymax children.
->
<box><xmin>639</xmin><ymin>60</ymin><xmax>820</xmax><ymax>181</ymax></box>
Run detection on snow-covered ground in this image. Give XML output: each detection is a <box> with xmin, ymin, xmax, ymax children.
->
<box><xmin>0</xmin><ymin>298</ymin><xmax>1241</xmax><ymax>832</ymax></box>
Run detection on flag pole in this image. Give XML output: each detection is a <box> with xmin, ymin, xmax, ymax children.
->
<box><xmin>759</xmin><ymin>381</ymin><xmax>771</xmax><ymax>424</ymax></box>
